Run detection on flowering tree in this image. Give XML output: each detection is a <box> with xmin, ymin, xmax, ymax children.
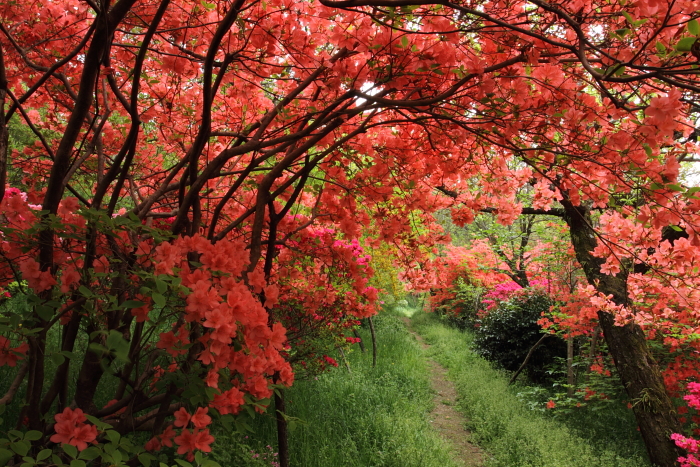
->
<box><xmin>1</xmin><ymin>0</ymin><xmax>700</xmax><ymax>465</ymax></box>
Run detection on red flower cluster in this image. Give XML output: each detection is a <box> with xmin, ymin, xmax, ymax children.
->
<box><xmin>0</xmin><ymin>336</ymin><xmax>28</xmax><ymax>367</ymax></box>
<box><xmin>323</xmin><ymin>355</ymin><xmax>338</xmax><ymax>367</ymax></box>
<box><xmin>146</xmin><ymin>408</ymin><xmax>214</xmax><ymax>461</ymax></box>
<box><xmin>50</xmin><ymin>408</ymin><xmax>97</xmax><ymax>451</ymax></box>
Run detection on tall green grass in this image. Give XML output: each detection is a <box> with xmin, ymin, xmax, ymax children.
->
<box><xmin>411</xmin><ymin>311</ymin><xmax>651</xmax><ymax>467</ymax></box>
<box><xmin>212</xmin><ymin>312</ymin><xmax>461</xmax><ymax>467</ymax></box>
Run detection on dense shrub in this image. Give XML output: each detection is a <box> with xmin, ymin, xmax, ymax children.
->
<box><xmin>473</xmin><ymin>289</ymin><xmax>567</xmax><ymax>383</ymax></box>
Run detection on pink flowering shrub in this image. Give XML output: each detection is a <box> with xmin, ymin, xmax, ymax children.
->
<box><xmin>482</xmin><ymin>279</ymin><xmax>550</xmax><ymax>311</ymax></box>
<box><xmin>672</xmin><ymin>382</ymin><xmax>700</xmax><ymax>466</ymax></box>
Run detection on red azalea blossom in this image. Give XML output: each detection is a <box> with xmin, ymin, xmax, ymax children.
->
<box><xmin>50</xmin><ymin>408</ymin><xmax>98</xmax><ymax>451</ymax></box>
<box><xmin>161</xmin><ymin>424</ymin><xmax>176</xmax><ymax>448</ymax></box>
<box><xmin>174</xmin><ymin>428</ymin><xmax>215</xmax><ymax>461</ymax></box>
<box><xmin>173</xmin><ymin>407</ymin><xmax>191</xmax><ymax>428</ymax></box>
<box><xmin>0</xmin><ymin>337</ymin><xmax>28</xmax><ymax>367</ymax></box>
<box><xmin>191</xmin><ymin>407</ymin><xmax>212</xmax><ymax>429</ymax></box>
<box><xmin>323</xmin><ymin>355</ymin><xmax>338</xmax><ymax>367</ymax></box>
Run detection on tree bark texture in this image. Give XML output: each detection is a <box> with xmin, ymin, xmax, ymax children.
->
<box><xmin>275</xmin><ymin>389</ymin><xmax>289</xmax><ymax>467</ymax></box>
<box><xmin>567</xmin><ymin>335</ymin><xmax>575</xmax><ymax>397</ymax></box>
<box><xmin>353</xmin><ymin>328</ymin><xmax>366</xmax><ymax>352</ymax></box>
<box><xmin>368</xmin><ymin>316</ymin><xmax>377</xmax><ymax>368</ymax></box>
<box><xmin>561</xmin><ymin>200</ymin><xmax>683</xmax><ymax>467</ymax></box>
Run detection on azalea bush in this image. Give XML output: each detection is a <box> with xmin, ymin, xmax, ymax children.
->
<box><xmin>672</xmin><ymin>382</ymin><xmax>700</xmax><ymax>467</ymax></box>
<box><xmin>269</xmin><ymin>231</ymin><xmax>377</xmax><ymax>379</ymax></box>
<box><xmin>0</xmin><ymin>191</ymin><xmax>378</xmax><ymax>466</ymax></box>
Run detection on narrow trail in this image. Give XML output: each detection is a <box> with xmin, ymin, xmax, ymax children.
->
<box><xmin>401</xmin><ymin>317</ymin><xmax>485</xmax><ymax>467</ymax></box>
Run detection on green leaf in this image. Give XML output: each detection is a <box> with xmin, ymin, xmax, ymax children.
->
<box><xmin>69</xmin><ymin>460</ymin><xmax>86</xmax><ymax>467</ymax></box>
<box><xmin>23</xmin><ymin>431</ymin><xmax>42</xmax><ymax>442</ymax></box>
<box><xmin>106</xmin><ymin>331</ymin><xmax>131</xmax><ymax>363</ymax></box>
<box><xmin>139</xmin><ymin>453</ymin><xmax>156</xmax><ymax>467</ymax></box>
<box><xmin>666</xmin><ymin>183</ymin><xmax>683</xmax><ymax>192</ymax></box>
<box><xmin>0</xmin><ymin>448</ymin><xmax>12</xmax><ymax>467</ymax></box>
<box><xmin>102</xmin><ymin>443</ymin><xmax>116</xmax><ymax>456</ymax></box>
<box><xmin>84</xmin><ymin>414</ymin><xmax>112</xmax><ymax>430</ymax></box>
<box><xmin>37</xmin><ymin>449</ymin><xmax>52</xmax><ymax>461</ymax></box>
<box><xmin>88</xmin><ymin>342</ymin><xmax>109</xmax><ymax>358</ymax></box>
<box><xmin>35</xmin><ymin>305</ymin><xmax>54</xmax><ymax>321</ymax></box>
<box><xmin>152</xmin><ymin>293</ymin><xmax>166</xmax><ymax>308</ymax></box>
<box><xmin>10</xmin><ymin>441</ymin><xmax>29</xmax><ymax>457</ymax></box>
<box><xmin>676</xmin><ymin>37</ymin><xmax>697</xmax><ymax>52</ymax></box>
<box><xmin>689</xmin><ymin>19</ymin><xmax>700</xmax><ymax>36</ymax></box>
<box><xmin>621</xmin><ymin>11</ymin><xmax>634</xmax><ymax>25</ymax></box>
<box><xmin>50</xmin><ymin>353</ymin><xmax>66</xmax><ymax>366</ymax></box>
<box><xmin>78</xmin><ymin>286</ymin><xmax>93</xmax><ymax>297</ymax></box>
<box><xmin>400</xmin><ymin>35</ymin><xmax>409</xmax><ymax>49</ymax></box>
<box><xmin>670</xmin><ymin>225</ymin><xmax>684</xmax><ymax>231</ymax></box>
<box><xmin>62</xmin><ymin>443</ymin><xmax>78</xmax><ymax>459</ymax></box>
<box><xmin>105</xmin><ymin>430</ymin><xmax>121</xmax><ymax>445</ymax></box>
<box><xmin>122</xmin><ymin>300</ymin><xmax>146</xmax><ymax>309</ymax></box>
<box><xmin>155</xmin><ymin>278</ymin><xmax>167</xmax><ymax>294</ymax></box>
<box><xmin>200</xmin><ymin>461</ymin><xmax>221</xmax><ymax>467</ymax></box>
<box><xmin>26</xmin><ymin>294</ymin><xmax>42</xmax><ymax>305</ymax></box>
<box><xmin>107</xmin><ymin>449</ymin><xmax>123</xmax><ymax>464</ymax></box>
<box><xmin>78</xmin><ymin>447</ymin><xmax>101</xmax><ymax>461</ymax></box>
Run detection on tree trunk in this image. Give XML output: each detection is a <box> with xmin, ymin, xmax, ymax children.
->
<box><xmin>368</xmin><ymin>316</ymin><xmax>377</xmax><ymax>368</ymax></box>
<box><xmin>562</xmin><ymin>200</ymin><xmax>683</xmax><ymax>467</ymax></box>
<box><xmin>589</xmin><ymin>326</ymin><xmax>600</xmax><ymax>362</ymax></box>
<box><xmin>338</xmin><ymin>347</ymin><xmax>351</xmax><ymax>373</ymax></box>
<box><xmin>0</xmin><ymin>43</ymin><xmax>8</xmax><ymax>205</ymax></box>
<box><xmin>586</xmin><ymin>326</ymin><xmax>601</xmax><ymax>384</ymax></box>
<box><xmin>566</xmin><ymin>335</ymin><xmax>574</xmax><ymax>397</ymax></box>
<box><xmin>597</xmin><ymin>311</ymin><xmax>682</xmax><ymax>467</ymax></box>
<box><xmin>275</xmin><ymin>389</ymin><xmax>289</xmax><ymax>467</ymax></box>
<box><xmin>353</xmin><ymin>328</ymin><xmax>366</xmax><ymax>352</ymax></box>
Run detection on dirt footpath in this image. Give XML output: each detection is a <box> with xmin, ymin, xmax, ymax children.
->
<box><xmin>402</xmin><ymin>317</ymin><xmax>484</xmax><ymax>467</ymax></box>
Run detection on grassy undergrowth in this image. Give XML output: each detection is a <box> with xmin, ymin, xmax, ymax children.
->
<box><xmin>411</xmin><ymin>310</ymin><xmax>651</xmax><ymax>467</ymax></box>
<box><xmin>212</xmin><ymin>312</ymin><xmax>460</xmax><ymax>467</ymax></box>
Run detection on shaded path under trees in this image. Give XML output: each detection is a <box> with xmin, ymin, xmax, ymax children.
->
<box><xmin>401</xmin><ymin>317</ymin><xmax>485</xmax><ymax>467</ymax></box>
